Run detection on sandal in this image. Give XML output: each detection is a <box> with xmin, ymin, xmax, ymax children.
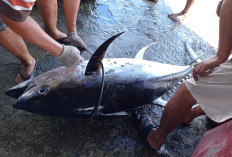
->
<box><xmin>56</xmin><ymin>37</ymin><xmax>72</xmax><ymax>45</ymax></box>
<box><xmin>18</xmin><ymin>61</ymin><xmax>37</xmax><ymax>81</ymax></box>
<box><xmin>132</xmin><ymin>108</ymin><xmax>156</xmax><ymax>150</ymax></box>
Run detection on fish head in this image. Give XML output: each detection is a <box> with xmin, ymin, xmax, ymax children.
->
<box><xmin>5</xmin><ymin>66</ymin><xmax>84</xmax><ymax>116</ymax></box>
<box><xmin>4</xmin><ymin>32</ymin><xmax>125</xmax><ymax>117</ymax></box>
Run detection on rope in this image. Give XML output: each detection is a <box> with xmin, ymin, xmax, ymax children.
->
<box><xmin>39</xmin><ymin>49</ymin><xmax>103</xmax><ymax>118</ymax></box>
<box><xmin>87</xmin><ymin>61</ymin><xmax>105</xmax><ymax>119</ymax></box>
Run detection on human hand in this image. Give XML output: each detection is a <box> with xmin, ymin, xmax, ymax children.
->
<box><xmin>193</xmin><ymin>56</ymin><xmax>223</xmax><ymax>81</ymax></box>
<box><xmin>58</xmin><ymin>45</ymin><xmax>84</xmax><ymax>67</ymax></box>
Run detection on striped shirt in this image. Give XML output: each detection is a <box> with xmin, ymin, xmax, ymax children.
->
<box><xmin>0</xmin><ymin>0</ymin><xmax>36</xmax><ymax>22</ymax></box>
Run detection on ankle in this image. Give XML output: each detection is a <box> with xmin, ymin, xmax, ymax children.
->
<box><xmin>45</xmin><ymin>28</ymin><xmax>55</xmax><ymax>37</ymax></box>
<box><xmin>147</xmin><ymin>128</ymin><xmax>165</xmax><ymax>150</ymax></box>
<box><xmin>45</xmin><ymin>28</ymin><xmax>64</xmax><ymax>39</ymax></box>
<box><xmin>67</xmin><ymin>27</ymin><xmax>76</xmax><ymax>34</ymax></box>
<box><xmin>67</xmin><ymin>31</ymin><xmax>77</xmax><ymax>37</ymax></box>
<box><xmin>21</xmin><ymin>58</ymin><xmax>36</xmax><ymax>67</ymax></box>
<box><xmin>180</xmin><ymin>11</ymin><xmax>187</xmax><ymax>16</ymax></box>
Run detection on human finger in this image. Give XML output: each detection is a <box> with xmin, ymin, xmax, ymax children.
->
<box><xmin>194</xmin><ymin>63</ymin><xmax>199</xmax><ymax>67</ymax></box>
<box><xmin>198</xmin><ymin>64</ymin><xmax>212</xmax><ymax>76</ymax></box>
<box><xmin>193</xmin><ymin>64</ymin><xmax>205</xmax><ymax>80</ymax></box>
<box><xmin>200</xmin><ymin>68</ymin><xmax>211</xmax><ymax>76</ymax></box>
<box><xmin>193</xmin><ymin>67</ymin><xmax>199</xmax><ymax>81</ymax></box>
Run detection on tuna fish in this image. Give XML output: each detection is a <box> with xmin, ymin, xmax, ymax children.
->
<box><xmin>5</xmin><ymin>33</ymin><xmax>198</xmax><ymax>118</ymax></box>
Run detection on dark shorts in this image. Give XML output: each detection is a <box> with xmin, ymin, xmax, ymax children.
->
<box><xmin>0</xmin><ymin>17</ymin><xmax>7</xmax><ymax>32</ymax></box>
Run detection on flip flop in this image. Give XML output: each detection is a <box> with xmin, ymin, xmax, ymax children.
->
<box><xmin>18</xmin><ymin>61</ymin><xmax>37</xmax><ymax>81</ymax></box>
<box><xmin>132</xmin><ymin>108</ymin><xmax>156</xmax><ymax>150</ymax></box>
<box><xmin>56</xmin><ymin>37</ymin><xmax>72</xmax><ymax>45</ymax></box>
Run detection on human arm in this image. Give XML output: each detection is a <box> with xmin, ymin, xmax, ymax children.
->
<box><xmin>0</xmin><ymin>0</ymin><xmax>83</xmax><ymax>67</ymax></box>
<box><xmin>193</xmin><ymin>0</ymin><xmax>232</xmax><ymax>81</ymax></box>
<box><xmin>0</xmin><ymin>14</ymin><xmax>63</xmax><ymax>56</ymax></box>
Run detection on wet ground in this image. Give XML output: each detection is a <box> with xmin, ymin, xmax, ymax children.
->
<box><xmin>0</xmin><ymin>0</ymin><xmax>220</xmax><ymax>156</ymax></box>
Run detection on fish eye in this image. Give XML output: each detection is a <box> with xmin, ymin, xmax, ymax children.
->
<box><xmin>38</xmin><ymin>85</ymin><xmax>49</xmax><ymax>95</ymax></box>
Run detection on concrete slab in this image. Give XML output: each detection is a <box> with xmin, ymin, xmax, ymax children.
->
<box><xmin>0</xmin><ymin>0</ymin><xmax>220</xmax><ymax>156</ymax></box>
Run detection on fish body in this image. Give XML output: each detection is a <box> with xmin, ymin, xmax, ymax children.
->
<box><xmin>5</xmin><ymin>33</ymin><xmax>197</xmax><ymax>118</ymax></box>
<box><xmin>6</xmin><ymin>58</ymin><xmax>192</xmax><ymax>118</ymax></box>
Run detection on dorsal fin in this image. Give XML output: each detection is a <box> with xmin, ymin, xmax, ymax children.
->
<box><xmin>85</xmin><ymin>32</ymin><xmax>124</xmax><ymax>75</ymax></box>
<box><xmin>135</xmin><ymin>42</ymin><xmax>158</xmax><ymax>59</ymax></box>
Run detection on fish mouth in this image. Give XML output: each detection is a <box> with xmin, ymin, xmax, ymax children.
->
<box><xmin>12</xmin><ymin>95</ymin><xmax>34</xmax><ymax>109</ymax></box>
<box><xmin>13</xmin><ymin>98</ymin><xmax>26</xmax><ymax>109</ymax></box>
<box><xmin>5</xmin><ymin>78</ymin><xmax>53</xmax><ymax>114</ymax></box>
<box><xmin>5</xmin><ymin>78</ymin><xmax>38</xmax><ymax>110</ymax></box>
<box><xmin>4</xmin><ymin>79</ymin><xmax>32</xmax><ymax>98</ymax></box>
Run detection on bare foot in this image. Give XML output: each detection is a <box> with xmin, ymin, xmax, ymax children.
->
<box><xmin>15</xmin><ymin>59</ymin><xmax>36</xmax><ymax>84</ymax></box>
<box><xmin>147</xmin><ymin>128</ymin><xmax>163</xmax><ymax>150</ymax></box>
<box><xmin>139</xmin><ymin>115</ymin><xmax>163</xmax><ymax>150</ymax></box>
<box><xmin>168</xmin><ymin>13</ymin><xmax>186</xmax><ymax>22</ymax></box>
<box><xmin>149</xmin><ymin>0</ymin><xmax>159</xmax><ymax>3</ymax></box>
<box><xmin>46</xmin><ymin>29</ymin><xmax>70</xmax><ymax>43</ymax></box>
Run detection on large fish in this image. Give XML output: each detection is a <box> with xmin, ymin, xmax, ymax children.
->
<box><xmin>5</xmin><ymin>33</ymin><xmax>198</xmax><ymax>118</ymax></box>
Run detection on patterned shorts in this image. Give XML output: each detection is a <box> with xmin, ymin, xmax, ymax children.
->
<box><xmin>0</xmin><ymin>0</ymin><xmax>35</xmax><ymax>22</ymax></box>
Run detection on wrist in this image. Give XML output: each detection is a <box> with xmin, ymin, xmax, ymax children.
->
<box><xmin>215</xmin><ymin>54</ymin><xmax>228</xmax><ymax>63</ymax></box>
<box><xmin>210</xmin><ymin>55</ymin><xmax>226</xmax><ymax>67</ymax></box>
<box><xmin>52</xmin><ymin>44</ymin><xmax>64</xmax><ymax>57</ymax></box>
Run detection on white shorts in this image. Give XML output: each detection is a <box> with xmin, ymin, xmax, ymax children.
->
<box><xmin>186</xmin><ymin>59</ymin><xmax>232</xmax><ymax>123</ymax></box>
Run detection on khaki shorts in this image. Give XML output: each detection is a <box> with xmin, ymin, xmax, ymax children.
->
<box><xmin>186</xmin><ymin>59</ymin><xmax>232</xmax><ymax>123</ymax></box>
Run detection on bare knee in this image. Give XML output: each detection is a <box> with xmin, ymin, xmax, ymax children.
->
<box><xmin>177</xmin><ymin>82</ymin><xmax>197</xmax><ymax>104</ymax></box>
<box><xmin>178</xmin><ymin>82</ymin><xmax>188</xmax><ymax>93</ymax></box>
<box><xmin>165</xmin><ymin>82</ymin><xmax>196</xmax><ymax>112</ymax></box>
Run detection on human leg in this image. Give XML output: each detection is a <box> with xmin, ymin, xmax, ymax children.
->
<box><xmin>1</xmin><ymin>14</ymin><xmax>84</xmax><ymax>67</ymax></box>
<box><xmin>142</xmin><ymin>0</ymin><xmax>232</xmax><ymax>150</ymax></box>
<box><xmin>168</xmin><ymin>0</ymin><xmax>195</xmax><ymax>22</ymax></box>
<box><xmin>36</xmin><ymin>0</ymin><xmax>68</xmax><ymax>41</ymax></box>
<box><xmin>0</xmin><ymin>0</ymin><xmax>84</xmax><ymax>68</ymax></box>
<box><xmin>62</xmin><ymin>0</ymin><xmax>80</xmax><ymax>33</ymax></box>
<box><xmin>0</xmin><ymin>14</ymin><xmax>63</xmax><ymax>56</ymax></box>
<box><xmin>63</xmin><ymin>0</ymin><xmax>87</xmax><ymax>50</ymax></box>
<box><xmin>183</xmin><ymin>105</ymin><xmax>205</xmax><ymax>125</ymax></box>
<box><xmin>0</xmin><ymin>26</ymin><xmax>35</xmax><ymax>84</ymax></box>
<box><xmin>138</xmin><ymin>82</ymin><xmax>197</xmax><ymax>150</ymax></box>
